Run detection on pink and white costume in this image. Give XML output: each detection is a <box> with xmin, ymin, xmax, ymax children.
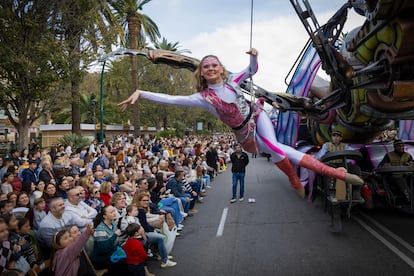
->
<box><xmin>139</xmin><ymin>55</ymin><xmax>297</xmax><ymax>163</ymax></box>
<box><xmin>139</xmin><ymin>55</ymin><xmax>362</xmax><ymax>191</ymax></box>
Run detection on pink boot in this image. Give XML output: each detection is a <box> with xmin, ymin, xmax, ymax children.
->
<box><xmin>275</xmin><ymin>158</ymin><xmax>305</xmax><ymax>198</ymax></box>
<box><xmin>299</xmin><ymin>154</ymin><xmax>363</xmax><ymax>185</ymax></box>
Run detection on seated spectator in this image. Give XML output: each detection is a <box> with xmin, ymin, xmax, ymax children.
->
<box><xmin>0</xmin><ymin>217</ymin><xmax>15</xmax><ymax>273</ymax></box>
<box><xmin>0</xmin><ymin>200</ymin><xmax>13</xmax><ymax>215</ymax></box>
<box><xmin>7</xmin><ymin>192</ymin><xmax>18</xmax><ymax>209</ymax></box>
<box><xmin>15</xmin><ymin>217</ymin><xmax>39</xmax><ymax>270</ymax></box>
<box><xmin>99</xmin><ymin>181</ymin><xmax>112</xmax><ymax>206</ymax></box>
<box><xmin>85</xmin><ymin>187</ymin><xmax>105</xmax><ymax>213</ymax></box>
<box><xmin>91</xmin><ymin>205</ymin><xmax>127</xmax><ymax>274</ymax></box>
<box><xmin>64</xmin><ymin>187</ymin><xmax>97</xmax><ymax>231</ymax></box>
<box><xmin>30</xmin><ymin>180</ymin><xmax>45</xmax><ymax>207</ymax></box>
<box><xmin>1</xmin><ymin>172</ymin><xmax>14</xmax><ymax>195</ymax></box>
<box><xmin>124</xmin><ymin>223</ymin><xmax>148</xmax><ymax>276</ymax></box>
<box><xmin>38</xmin><ymin>197</ymin><xmax>74</xmax><ymax>257</ymax></box>
<box><xmin>166</xmin><ymin>170</ymin><xmax>191</xmax><ymax>214</ymax></box>
<box><xmin>15</xmin><ymin>191</ymin><xmax>34</xmax><ymax>227</ymax></box>
<box><xmin>133</xmin><ymin>192</ymin><xmax>176</xmax><ymax>268</ymax></box>
<box><xmin>42</xmin><ymin>183</ymin><xmax>57</xmax><ymax>213</ymax></box>
<box><xmin>50</xmin><ymin>223</ymin><xmax>94</xmax><ymax>276</ymax></box>
<box><xmin>38</xmin><ymin>160</ymin><xmax>57</xmax><ymax>185</ymax></box>
<box><xmin>8</xmin><ymin>166</ymin><xmax>22</xmax><ymax>193</ymax></box>
<box><xmin>56</xmin><ymin>177</ymin><xmax>70</xmax><ymax>199</ymax></box>
<box><xmin>33</xmin><ymin>198</ymin><xmax>46</xmax><ymax>231</ymax></box>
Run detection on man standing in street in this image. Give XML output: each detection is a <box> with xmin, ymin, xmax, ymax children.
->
<box><xmin>230</xmin><ymin>144</ymin><xmax>249</xmax><ymax>203</ymax></box>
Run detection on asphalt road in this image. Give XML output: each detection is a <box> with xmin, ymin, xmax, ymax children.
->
<box><xmin>148</xmin><ymin>156</ymin><xmax>414</xmax><ymax>276</ymax></box>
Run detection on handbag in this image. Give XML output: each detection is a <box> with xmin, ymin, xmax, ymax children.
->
<box><xmin>110</xmin><ymin>246</ymin><xmax>126</xmax><ymax>263</ymax></box>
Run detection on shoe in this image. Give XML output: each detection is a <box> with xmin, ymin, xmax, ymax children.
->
<box><xmin>196</xmin><ymin>199</ymin><xmax>204</xmax><ymax>204</ymax></box>
<box><xmin>181</xmin><ymin>212</ymin><xmax>188</xmax><ymax>218</ymax></box>
<box><xmin>206</xmin><ymin>185</ymin><xmax>212</xmax><ymax>189</ymax></box>
<box><xmin>178</xmin><ymin>224</ymin><xmax>184</xmax><ymax>228</ymax></box>
<box><xmin>177</xmin><ymin>226</ymin><xmax>183</xmax><ymax>231</ymax></box>
<box><xmin>239</xmin><ymin>197</ymin><xmax>244</xmax><ymax>202</ymax></box>
<box><xmin>230</xmin><ymin>198</ymin><xmax>237</xmax><ymax>203</ymax></box>
<box><xmin>147</xmin><ymin>249</ymin><xmax>153</xmax><ymax>258</ymax></box>
<box><xmin>186</xmin><ymin>213</ymin><xmax>193</xmax><ymax>217</ymax></box>
<box><xmin>188</xmin><ymin>209</ymin><xmax>198</xmax><ymax>214</ymax></box>
<box><xmin>161</xmin><ymin>260</ymin><xmax>177</xmax><ymax>268</ymax></box>
<box><xmin>155</xmin><ymin>255</ymin><xmax>173</xmax><ymax>261</ymax></box>
<box><xmin>200</xmin><ymin>192</ymin><xmax>207</xmax><ymax>196</ymax></box>
<box><xmin>176</xmin><ymin>232</ymin><xmax>181</xmax><ymax>237</ymax></box>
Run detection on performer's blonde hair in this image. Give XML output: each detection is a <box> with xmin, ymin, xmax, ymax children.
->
<box><xmin>194</xmin><ymin>55</ymin><xmax>229</xmax><ymax>91</ymax></box>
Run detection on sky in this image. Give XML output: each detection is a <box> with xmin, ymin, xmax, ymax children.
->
<box><xmin>142</xmin><ymin>0</ymin><xmax>365</xmax><ymax>92</ymax></box>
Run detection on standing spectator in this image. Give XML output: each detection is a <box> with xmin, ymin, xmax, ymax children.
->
<box><xmin>230</xmin><ymin>144</ymin><xmax>249</xmax><ymax>203</ymax></box>
<box><xmin>205</xmin><ymin>144</ymin><xmax>219</xmax><ymax>179</ymax></box>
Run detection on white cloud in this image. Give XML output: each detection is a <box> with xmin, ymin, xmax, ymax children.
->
<box><xmin>181</xmin><ymin>10</ymin><xmax>364</xmax><ymax>92</ymax></box>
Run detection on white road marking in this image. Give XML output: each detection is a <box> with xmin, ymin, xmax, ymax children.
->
<box><xmin>216</xmin><ymin>207</ymin><xmax>228</xmax><ymax>237</ymax></box>
<box><xmin>360</xmin><ymin>213</ymin><xmax>414</xmax><ymax>254</ymax></box>
<box><xmin>354</xmin><ymin>217</ymin><xmax>414</xmax><ymax>269</ymax></box>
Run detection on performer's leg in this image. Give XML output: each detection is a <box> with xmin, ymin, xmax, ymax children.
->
<box><xmin>255</xmin><ymin>112</ymin><xmax>363</xmax><ymax>186</ymax></box>
<box><xmin>255</xmin><ymin>113</ymin><xmax>304</xmax><ymax>197</ymax></box>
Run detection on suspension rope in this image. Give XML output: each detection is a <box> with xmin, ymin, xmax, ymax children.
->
<box><xmin>249</xmin><ymin>0</ymin><xmax>255</xmax><ymax>105</ymax></box>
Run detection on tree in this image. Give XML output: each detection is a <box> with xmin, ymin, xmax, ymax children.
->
<box><xmin>111</xmin><ymin>0</ymin><xmax>160</xmax><ymax>137</ymax></box>
<box><xmin>0</xmin><ymin>0</ymin><xmax>67</xmax><ymax>150</ymax></box>
<box><xmin>48</xmin><ymin>0</ymin><xmax>121</xmax><ymax>135</ymax></box>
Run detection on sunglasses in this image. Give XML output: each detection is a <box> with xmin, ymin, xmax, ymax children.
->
<box><xmin>94</xmin><ymin>191</ymin><xmax>100</xmax><ymax>194</ymax></box>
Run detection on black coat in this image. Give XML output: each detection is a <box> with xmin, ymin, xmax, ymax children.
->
<box><xmin>230</xmin><ymin>151</ymin><xmax>249</xmax><ymax>173</ymax></box>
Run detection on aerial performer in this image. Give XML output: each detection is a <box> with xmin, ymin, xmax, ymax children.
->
<box><xmin>119</xmin><ymin>49</ymin><xmax>364</xmax><ymax>197</ymax></box>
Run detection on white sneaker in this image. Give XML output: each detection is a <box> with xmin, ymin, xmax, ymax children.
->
<box><xmin>161</xmin><ymin>260</ymin><xmax>177</xmax><ymax>268</ymax></box>
<box><xmin>239</xmin><ymin>197</ymin><xmax>244</xmax><ymax>202</ymax></box>
<box><xmin>178</xmin><ymin>224</ymin><xmax>184</xmax><ymax>228</ymax></box>
<box><xmin>230</xmin><ymin>198</ymin><xmax>237</xmax><ymax>203</ymax></box>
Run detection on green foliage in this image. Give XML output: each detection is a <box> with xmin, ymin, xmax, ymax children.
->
<box><xmin>156</xmin><ymin>129</ymin><xmax>177</xmax><ymax>139</ymax></box>
<box><xmin>57</xmin><ymin>133</ymin><xmax>91</xmax><ymax>149</ymax></box>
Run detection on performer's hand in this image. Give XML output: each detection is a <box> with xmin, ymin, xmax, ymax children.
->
<box><xmin>118</xmin><ymin>90</ymin><xmax>141</xmax><ymax>111</ymax></box>
<box><xmin>246</xmin><ymin>48</ymin><xmax>258</xmax><ymax>56</ymax></box>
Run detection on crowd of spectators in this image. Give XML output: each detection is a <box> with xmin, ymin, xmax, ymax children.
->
<box><xmin>0</xmin><ymin>133</ymin><xmax>236</xmax><ymax>275</ymax></box>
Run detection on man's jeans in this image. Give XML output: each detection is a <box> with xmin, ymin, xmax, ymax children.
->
<box><xmin>232</xmin><ymin>172</ymin><xmax>245</xmax><ymax>199</ymax></box>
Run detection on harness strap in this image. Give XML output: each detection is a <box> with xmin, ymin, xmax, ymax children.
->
<box><xmin>232</xmin><ymin>103</ymin><xmax>253</xmax><ymax>131</ymax></box>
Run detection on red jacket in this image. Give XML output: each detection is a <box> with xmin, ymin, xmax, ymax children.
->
<box><xmin>100</xmin><ymin>193</ymin><xmax>111</xmax><ymax>206</ymax></box>
<box><xmin>123</xmin><ymin>238</ymin><xmax>147</xmax><ymax>265</ymax></box>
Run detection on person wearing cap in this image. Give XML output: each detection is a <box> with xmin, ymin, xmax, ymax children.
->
<box><xmin>378</xmin><ymin>139</ymin><xmax>414</xmax><ymax>203</ymax></box>
<box><xmin>315</xmin><ymin>130</ymin><xmax>350</xmax><ymax>161</ymax></box>
<box><xmin>21</xmin><ymin>159</ymin><xmax>38</xmax><ymax>193</ymax></box>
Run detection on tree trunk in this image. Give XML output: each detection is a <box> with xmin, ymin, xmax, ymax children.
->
<box><xmin>17</xmin><ymin>121</ymin><xmax>30</xmax><ymax>152</ymax></box>
<box><xmin>71</xmin><ymin>79</ymin><xmax>81</xmax><ymax>135</ymax></box>
<box><xmin>69</xmin><ymin>32</ymin><xmax>82</xmax><ymax>135</ymax></box>
<box><xmin>129</xmin><ymin>16</ymin><xmax>141</xmax><ymax>138</ymax></box>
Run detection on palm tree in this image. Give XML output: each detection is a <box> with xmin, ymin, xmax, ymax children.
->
<box><xmin>48</xmin><ymin>0</ymin><xmax>122</xmax><ymax>136</ymax></box>
<box><xmin>154</xmin><ymin>37</ymin><xmax>191</xmax><ymax>54</ymax></box>
<box><xmin>111</xmin><ymin>0</ymin><xmax>160</xmax><ymax>138</ymax></box>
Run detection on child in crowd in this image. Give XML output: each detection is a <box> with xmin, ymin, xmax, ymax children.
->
<box><xmin>124</xmin><ymin>223</ymin><xmax>147</xmax><ymax>276</ymax></box>
<box><xmin>33</xmin><ymin>198</ymin><xmax>46</xmax><ymax>231</ymax></box>
<box><xmin>0</xmin><ymin>217</ymin><xmax>15</xmax><ymax>273</ymax></box>
<box><xmin>50</xmin><ymin>223</ymin><xmax>94</xmax><ymax>276</ymax></box>
<box><xmin>15</xmin><ymin>217</ymin><xmax>40</xmax><ymax>270</ymax></box>
<box><xmin>2</xmin><ymin>213</ymin><xmax>32</xmax><ymax>273</ymax></box>
<box><xmin>0</xmin><ymin>200</ymin><xmax>14</xmax><ymax>214</ymax></box>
